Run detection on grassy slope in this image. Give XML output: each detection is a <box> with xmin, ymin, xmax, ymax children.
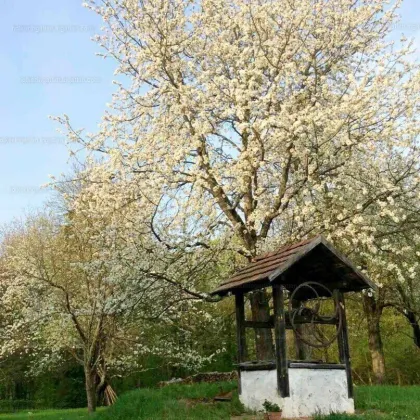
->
<box><xmin>326</xmin><ymin>385</ymin><xmax>420</xmax><ymax>420</ymax></box>
<box><xmin>0</xmin><ymin>384</ymin><xmax>419</xmax><ymax>419</ymax></box>
<box><xmin>95</xmin><ymin>381</ymin><xmax>242</xmax><ymax>420</ymax></box>
<box><xmin>0</xmin><ymin>408</ymin><xmax>105</xmax><ymax>419</ymax></box>
<box><xmin>96</xmin><ymin>383</ymin><xmax>420</xmax><ymax>420</ymax></box>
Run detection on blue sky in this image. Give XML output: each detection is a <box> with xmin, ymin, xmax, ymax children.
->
<box><xmin>0</xmin><ymin>0</ymin><xmax>419</xmax><ymax>224</ymax></box>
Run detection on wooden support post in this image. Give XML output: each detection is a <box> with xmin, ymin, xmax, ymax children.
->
<box><xmin>334</xmin><ymin>290</ymin><xmax>353</xmax><ymax>398</ymax></box>
<box><xmin>235</xmin><ymin>292</ymin><xmax>247</xmax><ymax>394</ymax></box>
<box><xmin>273</xmin><ymin>284</ymin><xmax>289</xmax><ymax>397</ymax></box>
<box><xmin>334</xmin><ymin>290</ymin><xmax>345</xmax><ymax>364</ymax></box>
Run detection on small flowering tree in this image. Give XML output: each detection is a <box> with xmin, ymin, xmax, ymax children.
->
<box><xmin>55</xmin><ymin>0</ymin><xmax>420</xmax><ymax>379</ymax></box>
<box><xmin>0</xmin><ymin>204</ymin><xmax>222</xmax><ymax>413</ymax></box>
<box><xmin>378</xmin><ymin>234</ymin><xmax>420</xmax><ymax>349</ymax></box>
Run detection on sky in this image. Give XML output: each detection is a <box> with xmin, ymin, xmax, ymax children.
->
<box><xmin>0</xmin><ymin>0</ymin><xmax>419</xmax><ymax>224</ymax></box>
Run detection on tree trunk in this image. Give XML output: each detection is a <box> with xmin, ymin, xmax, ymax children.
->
<box><xmin>394</xmin><ymin>283</ymin><xmax>420</xmax><ymax>350</ymax></box>
<box><xmin>250</xmin><ymin>290</ymin><xmax>275</xmax><ymax>360</ymax></box>
<box><xmin>404</xmin><ymin>310</ymin><xmax>420</xmax><ymax>349</ymax></box>
<box><xmin>291</xmin><ymin>299</ymin><xmax>310</xmax><ymax>360</ymax></box>
<box><xmin>363</xmin><ymin>294</ymin><xmax>386</xmax><ymax>384</ymax></box>
<box><xmin>85</xmin><ymin>367</ymin><xmax>98</xmax><ymax>414</ymax></box>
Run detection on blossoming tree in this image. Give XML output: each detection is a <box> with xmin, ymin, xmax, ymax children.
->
<box><xmin>0</xmin><ymin>200</ymin><xmax>223</xmax><ymax>412</ymax></box>
<box><xmin>54</xmin><ymin>0</ymin><xmax>420</xmax><ymax>381</ymax></box>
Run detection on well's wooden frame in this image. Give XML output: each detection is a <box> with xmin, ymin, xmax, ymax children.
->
<box><xmin>234</xmin><ymin>286</ymin><xmax>353</xmax><ymax>398</ymax></box>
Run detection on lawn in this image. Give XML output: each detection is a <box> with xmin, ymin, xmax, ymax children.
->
<box><xmin>95</xmin><ymin>381</ymin><xmax>243</xmax><ymax>420</ymax></box>
<box><xmin>0</xmin><ymin>408</ymin><xmax>105</xmax><ymax>419</ymax></box>
<box><xmin>0</xmin><ymin>384</ymin><xmax>418</xmax><ymax>420</ymax></box>
<box><xmin>318</xmin><ymin>385</ymin><xmax>420</xmax><ymax>420</ymax></box>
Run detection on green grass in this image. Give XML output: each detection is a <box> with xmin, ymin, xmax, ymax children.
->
<box><xmin>0</xmin><ymin>384</ymin><xmax>419</xmax><ymax>420</ymax></box>
<box><xmin>316</xmin><ymin>385</ymin><xmax>420</xmax><ymax>420</ymax></box>
<box><xmin>0</xmin><ymin>408</ymin><xmax>105</xmax><ymax>420</ymax></box>
<box><xmin>94</xmin><ymin>383</ymin><xmax>420</xmax><ymax>420</ymax></box>
<box><xmin>95</xmin><ymin>381</ymin><xmax>243</xmax><ymax>420</ymax></box>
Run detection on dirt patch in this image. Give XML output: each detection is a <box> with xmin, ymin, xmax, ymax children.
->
<box><xmin>214</xmin><ymin>390</ymin><xmax>233</xmax><ymax>401</ymax></box>
<box><xmin>181</xmin><ymin>397</ymin><xmax>215</xmax><ymax>408</ymax></box>
<box><xmin>181</xmin><ymin>390</ymin><xmax>233</xmax><ymax>408</ymax></box>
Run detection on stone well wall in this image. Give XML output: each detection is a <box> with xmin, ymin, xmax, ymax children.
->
<box><xmin>240</xmin><ymin>367</ymin><xmax>354</xmax><ymax>418</ymax></box>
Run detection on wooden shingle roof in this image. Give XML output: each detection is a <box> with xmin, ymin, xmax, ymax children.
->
<box><xmin>211</xmin><ymin>236</ymin><xmax>376</xmax><ymax>296</ymax></box>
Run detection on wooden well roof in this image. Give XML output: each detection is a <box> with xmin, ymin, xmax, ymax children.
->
<box><xmin>211</xmin><ymin>236</ymin><xmax>376</xmax><ymax>297</ymax></box>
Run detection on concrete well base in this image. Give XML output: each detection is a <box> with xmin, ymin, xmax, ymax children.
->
<box><xmin>239</xmin><ymin>368</ymin><xmax>354</xmax><ymax>418</ymax></box>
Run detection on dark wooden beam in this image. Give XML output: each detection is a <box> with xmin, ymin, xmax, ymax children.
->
<box><xmin>334</xmin><ymin>290</ymin><xmax>345</xmax><ymax>364</ymax></box>
<box><xmin>239</xmin><ymin>361</ymin><xmax>276</xmax><ymax>371</ymax></box>
<box><xmin>235</xmin><ymin>292</ymin><xmax>247</xmax><ymax>394</ymax></box>
<box><xmin>244</xmin><ymin>320</ymin><xmax>274</xmax><ymax>329</ymax></box>
<box><xmin>289</xmin><ymin>362</ymin><xmax>346</xmax><ymax>370</ymax></box>
<box><xmin>272</xmin><ymin>284</ymin><xmax>289</xmax><ymax>397</ymax></box>
<box><xmin>238</xmin><ymin>360</ymin><xmax>346</xmax><ymax>371</ymax></box>
<box><xmin>334</xmin><ymin>290</ymin><xmax>353</xmax><ymax>398</ymax></box>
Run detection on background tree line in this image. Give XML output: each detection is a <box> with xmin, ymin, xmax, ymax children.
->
<box><xmin>0</xmin><ymin>215</ymin><xmax>419</xmax><ymax>411</ymax></box>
